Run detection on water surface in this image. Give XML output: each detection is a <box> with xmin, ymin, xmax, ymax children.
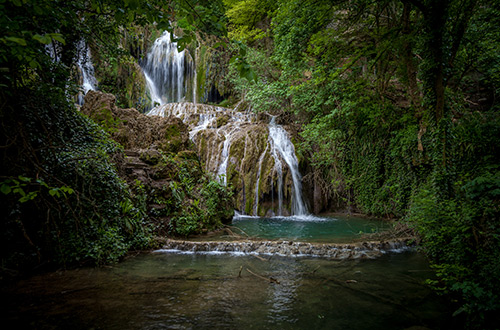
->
<box><xmin>1</xmin><ymin>251</ymin><xmax>453</xmax><ymax>329</ymax></box>
<box><xmin>231</xmin><ymin>214</ymin><xmax>391</xmax><ymax>243</ymax></box>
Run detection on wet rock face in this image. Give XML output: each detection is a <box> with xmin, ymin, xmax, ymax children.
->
<box><xmin>149</xmin><ymin>102</ymin><xmax>304</xmax><ymax>216</ymax></box>
<box><xmin>81</xmin><ymin>90</ymin><xmax>192</xmax><ymax>154</ymax></box>
<box><xmin>160</xmin><ymin>238</ymin><xmax>416</xmax><ymax>259</ymax></box>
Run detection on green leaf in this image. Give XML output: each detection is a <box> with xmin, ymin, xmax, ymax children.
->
<box><xmin>49</xmin><ymin>188</ymin><xmax>59</xmax><ymax>197</ymax></box>
<box><xmin>5</xmin><ymin>36</ymin><xmax>26</xmax><ymax>46</ymax></box>
<box><xmin>18</xmin><ymin>175</ymin><xmax>30</xmax><ymax>182</ymax></box>
<box><xmin>13</xmin><ymin>187</ymin><xmax>25</xmax><ymax>197</ymax></box>
<box><xmin>19</xmin><ymin>191</ymin><xmax>37</xmax><ymax>203</ymax></box>
<box><xmin>213</xmin><ymin>42</ymin><xmax>226</xmax><ymax>49</ymax></box>
<box><xmin>33</xmin><ymin>34</ymin><xmax>52</xmax><ymax>45</ymax></box>
<box><xmin>61</xmin><ymin>186</ymin><xmax>74</xmax><ymax>194</ymax></box>
<box><xmin>0</xmin><ymin>183</ymin><xmax>11</xmax><ymax>194</ymax></box>
<box><xmin>48</xmin><ymin>33</ymin><xmax>65</xmax><ymax>45</ymax></box>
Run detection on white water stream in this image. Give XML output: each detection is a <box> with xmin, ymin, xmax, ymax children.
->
<box><xmin>76</xmin><ymin>41</ymin><xmax>98</xmax><ymax>104</ymax></box>
<box><xmin>141</xmin><ymin>31</ymin><xmax>194</xmax><ymax>107</ymax></box>
<box><xmin>268</xmin><ymin>117</ymin><xmax>307</xmax><ymax>216</ymax></box>
<box><xmin>142</xmin><ymin>32</ymin><xmax>308</xmax><ymax>216</ymax></box>
<box><xmin>147</xmin><ymin>102</ymin><xmax>309</xmax><ymax>216</ymax></box>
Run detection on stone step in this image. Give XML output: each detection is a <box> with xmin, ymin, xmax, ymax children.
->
<box><xmin>124</xmin><ymin>150</ymin><xmax>139</xmax><ymax>157</ymax></box>
<box><xmin>125</xmin><ymin>162</ymin><xmax>147</xmax><ymax>169</ymax></box>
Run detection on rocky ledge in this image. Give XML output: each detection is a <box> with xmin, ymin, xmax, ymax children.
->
<box><xmin>156</xmin><ymin>238</ymin><xmax>416</xmax><ymax>259</ymax></box>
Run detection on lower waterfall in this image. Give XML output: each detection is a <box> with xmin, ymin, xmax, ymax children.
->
<box><xmin>147</xmin><ymin>102</ymin><xmax>309</xmax><ymax>217</ymax></box>
<box><xmin>268</xmin><ymin>117</ymin><xmax>307</xmax><ymax>216</ymax></box>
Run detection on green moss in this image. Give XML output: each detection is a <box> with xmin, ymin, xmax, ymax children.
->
<box><xmin>216</xmin><ymin>114</ymin><xmax>230</xmax><ymax>127</ymax></box>
<box><xmin>244</xmin><ymin>193</ymin><xmax>254</xmax><ymax>215</ymax></box>
<box><xmin>139</xmin><ymin>149</ymin><xmax>161</xmax><ymax>165</ymax></box>
<box><xmin>159</xmin><ymin>122</ymin><xmax>184</xmax><ymax>153</ymax></box>
<box><xmin>164</xmin><ymin>122</ymin><xmax>181</xmax><ymax>139</ymax></box>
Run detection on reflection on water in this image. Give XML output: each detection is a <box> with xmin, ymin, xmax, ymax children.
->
<box><xmin>232</xmin><ymin>215</ymin><xmax>391</xmax><ymax>243</ymax></box>
<box><xmin>1</xmin><ymin>251</ymin><xmax>454</xmax><ymax>329</ymax></box>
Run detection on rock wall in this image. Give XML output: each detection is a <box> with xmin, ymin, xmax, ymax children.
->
<box><xmin>81</xmin><ymin>90</ymin><xmax>191</xmax><ymax>153</ymax></box>
<box><xmin>81</xmin><ymin>91</ymin><xmax>234</xmax><ymax>237</ymax></box>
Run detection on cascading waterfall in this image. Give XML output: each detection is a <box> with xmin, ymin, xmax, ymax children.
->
<box><xmin>75</xmin><ymin>41</ymin><xmax>98</xmax><ymax>105</ymax></box>
<box><xmin>141</xmin><ymin>31</ymin><xmax>194</xmax><ymax>107</ymax></box>
<box><xmin>148</xmin><ymin>102</ymin><xmax>309</xmax><ymax>217</ymax></box>
<box><xmin>193</xmin><ymin>46</ymin><xmax>199</xmax><ymax>104</ymax></box>
<box><xmin>269</xmin><ymin>139</ymin><xmax>284</xmax><ymax>215</ymax></box>
<box><xmin>268</xmin><ymin>117</ymin><xmax>308</xmax><ymax>216</ymax></box>
<box><xmin>141</xmin><ymin>34</ymin><xmax>308</xmax><ymax>215</ymax></box>
<box><xmin>216</xmin><ymin>127</ymin><xmax>237</xmax><ymax>185</ymax></box>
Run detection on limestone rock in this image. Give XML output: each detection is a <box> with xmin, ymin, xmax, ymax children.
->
<box><xmin>81</xmin><ymin>90</ymin><xmax>191</xmax><ymax>153</ymax></box>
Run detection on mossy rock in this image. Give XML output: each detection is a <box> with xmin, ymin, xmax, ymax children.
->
<box><xmin>139</xmin><ymin>149</ymin><xmax>162</xmax><ymax>165</ymax></box>
<box><xmin>151</xmin><ymin>161</ymin><xmax>177</xmax><ymax>180</ymax></box>
<box><xmin>216</xmin><ymin>114</ymin><xmax>230</xmax><ymax>128</ymax></box>
<box><xmin>175</xmin><ymin>150</ymin><xmax>199</xmax><ymax>161</ymax></box>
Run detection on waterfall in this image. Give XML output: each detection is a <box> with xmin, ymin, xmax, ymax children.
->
<box><xmin>268</xmin><ymin>117</ymin><xmax>308</xmax><ymax>216</ymax></box>
<box><xmin>76</xmin><ymin>41</ymin><xmax>98</xmax><ymax>105</ymax></box>
<box><xmin>147</xmin><ymin>80</ymin><xmax>312</xmax><ymax>218</ymax></box>
<box><xmin>148</xmin><ymin>103</ymin><xmax>308</xmax><ymax>216</ymax></box>
<box><xmin>216</xmin><ymin>126</ymin><xmax>238</xmax><ymax>185</ymax></box>
<box><xmin>141</xmin><ymin>32</ymin><xmax>194</xmax><ymax>108</ymax></box>
<box><xmin>193</xmin><ymin>46</ymin><xmax>199</xmax><ymax>104</ymax></box>
<box><xmin>269</xmin><ymin>139</ymin><xmax>284</xmax><ymax>215</ymax></box>
<box><xmin>148</xmin><ymin>102</ymin><xmax>309</xmax><ymax>216</ymax></box>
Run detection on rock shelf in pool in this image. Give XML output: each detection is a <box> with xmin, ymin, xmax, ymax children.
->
<box><xmin>156</xmin><ymin>238</ymin><xmax>416</xmax><ymax>259</ymax></box>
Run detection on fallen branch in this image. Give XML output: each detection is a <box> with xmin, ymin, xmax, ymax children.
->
<box><xmin>246</xmin><ymin>268</ymin><xmax>280</xmax><ymax>284</ymax></box>
<box><xmin>253</xmin><ymin>254</ymin><xmax>268</xmax><ymax>262</ymax></box>
<box><xmin>224</xmin><ymin>225</ymin><xmax>250</xmax><ymax>238</ymax></box>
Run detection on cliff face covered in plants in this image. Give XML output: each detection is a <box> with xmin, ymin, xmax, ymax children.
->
<box><xmin>219</xmin><ymin>0</ymin><xmax>500</xmax><ymax>327</ymax></box>
<box><xmin>81</xmin><ymin>91</ymin><xmax>234</xmax><ymax>237</ymax></box>
<box><xmin>149</xmin><ymin>102</ymin><xmax>307</xmax><ymax>217</ymax></box>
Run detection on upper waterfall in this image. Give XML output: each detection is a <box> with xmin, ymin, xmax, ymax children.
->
<box><xmin>141</xmin><ymin>32</ymin><xmax>194</xmax><ymax>107</ymax></box>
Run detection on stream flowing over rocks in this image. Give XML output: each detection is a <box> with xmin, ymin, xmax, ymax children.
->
<box><xmin>140</xmin><ymin>31</ymin><xmax>312</xmax><ymax>217</ymax></box>
<box><xmin>148</xmin><ymin>102</ymin><xmax>308</xmax><ymax>217</ymax></box>
<box><xmin>157</xmin><ymin>238</ymin><xmax>415</xmax><ymax>259</ymax></box>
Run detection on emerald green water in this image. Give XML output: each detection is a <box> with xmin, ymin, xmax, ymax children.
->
<box><xmin>0</xmin><ymin>215</ymin><xmax>454</xmax><ymax>328</ymax></box>
<box><xmin>231</xmin><ymin>214</ymin><xmax>391</xmax><ymax>242</ymax></box>
<box><xmin>1</xmin><ymin>251</ymin><xmax>454</xmax><ymax>329</ymax></box>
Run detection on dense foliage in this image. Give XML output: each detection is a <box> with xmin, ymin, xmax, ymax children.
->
<box><xmin>161</xmin><ymin>155</ymin><xmax>234</xmax><ymax>237</ymax></box>
<box><xmin>0</xmin><ymin>0</ymin><xmax>177</xmax><ymax>268</ymax></box>
<box><xmin>223</xmin><ymin>0</ymin><xmax>500</xmax><ymax>327</ymax></box>
<box><xmin>0</xmin><ymin>0</ymin><xmax>233</xmax><ymax>270</ymax></box>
